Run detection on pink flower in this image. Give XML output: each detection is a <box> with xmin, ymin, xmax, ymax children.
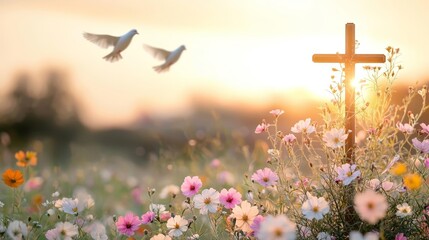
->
<box><xmin>115</xmin><ymin>213</ymin><xmax>142</xmax><ymax>237</ymax></box>
<box><xmin>421</xmin><ymin>123</ymin><xmax>429</xmax><ymax>134</ymax></box>
<box><xmin>255</xmin><ymin>123</ymin><xmax>268</xmax><ymax>134</ymax></box>
<box><xmin>141</xmin><ymin>211</ymin><xmax>155</xmax><ymax>224</ymax></box>
<box><xmin>354</xmin><ymin>190</ymin><xmax>388</xmax><ymax>224</ymax></box>
<box><xmin>23</xmin><ymin>177</ymin><xmax>43</xmax><ymax>192</ymax></box>
<box><xmin>219</xmin><ymin>188</ymin><xmax>242</xmax><ymax>209</ymax></box>
<box><xmin>269</xmin><ymin>109</ymin><xmax>284</xmax><ymax>117</ymax></box>
<box><xmin>251</xmin><ymin>168</ymin><xmax>279</xmax><ymax>187</ymax></box>
<box><xmin>250</xmin><ymin>215</ymin><xmax>264</xmax><ymax>236</ymax></box>
<box><xmin>180</xmin><ymin>176</ymin><xmax>202</xmax><ymax>197</ymax></box>
<box><xmin>210</xmin><ymin>159</ymin><xmax>221</xmax><ymax>168</ymax></box>
<box><xmin>412</xmin><ymin>138</ymin><xmax>429</xmax><ymax>154</ymax></box>
<box><xmin>160</xmin><ymin>211</ymin><xmax>172</xmax><ymax>222</ymax></box>
<box><xmin>395</xmin><ymin>233</ymin><xmax>408</xmax><ymax>240</ymax></box>
<box><xmin>282</xmin><ymin>134</ymin><xmax>297</xmax><ymax>145</ymax></box>
<box><xmin>396</xmin><ymin>122</ymin><xmax>414</xmax><ymax>134</ymax></box>
<box><xmin>424</xmin><ymin>158</ymin><xmax>429</xmax><ymax>168</ymax></box>
<box><xmin>291</xmin><ymin>118</ymin><xmax>316</xmax><ymax>135</ymax></box>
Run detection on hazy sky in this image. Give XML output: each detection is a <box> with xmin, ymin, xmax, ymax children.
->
<box><xmin>1</xmin><ymin>0</ymin><xmax>429</xmax><ymax>128</ymax></box>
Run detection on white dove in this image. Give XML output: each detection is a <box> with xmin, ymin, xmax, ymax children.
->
<box><xmin>83</xmin><ymin>29</ymin><xmax>139</xmax><ymax>62</ymax></box>
<box><xmin>143</xmin><ymin>44</ymin><xmax>186</xmax><ymax>73</ymax></box>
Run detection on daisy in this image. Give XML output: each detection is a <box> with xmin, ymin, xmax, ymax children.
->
<box><xmin>2</xmin><ymin>169</ymin><xmax>24</xmax><ymax>188</ymax></box>
<box><xmin>166</xmin><ymin>215</ymin><xmax>188</xmax><ymax>237</ymax></box>
<box><xmin>219</xmin><ymin>188</ymin><xmax>242</xmax><ymax>209</ymax></box>
<box><xmin>193</xmin><ymin>188</ymin><xmax>220</xmax><ymax>214</ymax></box>
<box><xmin>335</xmin><ymin>164</ymin><xmax>360</xmax><ymax>186</ymax></box>
<box><xmin>180</xmin><ymin>176</ymin><xmax>202</xmax><ymax>197</ymax></box>
<box><xmin>291</xmin><ymin>118</ymin><xmax>316</xmax><ymax>135</ymax></box>
<box><xmin>396</xmin><ymin>203</ymin><xmax>412</xmax><ymax>217</ymax></box>
<box><xmin>150</xmin><ymin>233</ymin><xmax>172</xmax><ymax>240</ymax></box>
<box><xmin>115</xmin><ymin>212</ymin><xmax>142</xmax><ymax>237</ymax></box>
<box><xmin>6</xmin><ymin>220</ymin><xmax>28</xmax><ymax>240</ymax></box>
<box><xmin>159</xmin><ymin>184</ymin><xmax>180</xmax><ymax>199</ymax></box>
<box><xmin>232</xmin><ymin>200</ymin><xmax>259</xmax><ymax>233</ymax></box>
<box><xmin>412</xmin><ymin>138</ymin><xmax>429</xmax><ymax>154</ymax></box>
<box><xmin>15</xmin><ymin>150</ymin><xmax>37</xmax><ymax>167</ymax></box>
<box><xmin>301</xmin><ymin>192</ymin><xmax>330</xmax><ymax>220</ymax></box>
<box><xmin>323</xmin><ymin>128</ymin><xmax>348</xmax><ymax>149</ymax></box>
<box><xmin>257</xmin><ymin>215</ymin><xmax>296</xmax><ymax>240</ymax></box>
<box><xmin>396</xmin><ymin>122</ymin><xmax>414</xmax><ymax>134</ymax></box>
<box><xmin>354</xmin><ymin>190</ymin><xmax>388</xmax><ymax>224</ymax></box>
<box><xmin>251</xmin><ymin>168</ymin><xmax>279</xmax><ymax>187</ymax></box>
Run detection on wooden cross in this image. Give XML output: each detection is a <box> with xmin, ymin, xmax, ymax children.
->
<box><xmin>313</xmin><ymin>23</ymin><xmax>386</xmax><ymax>163</ymax></box>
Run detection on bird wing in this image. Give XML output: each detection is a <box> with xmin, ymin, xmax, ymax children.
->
<box><xmin>83</xmin><ymin>33</ymin><xmax>119</xmax><ymax>49</ymax></box>
<box><xmin>143</xmin><ymin>44</ymin><xmax>170</xmax><ymax>61</ymax></box>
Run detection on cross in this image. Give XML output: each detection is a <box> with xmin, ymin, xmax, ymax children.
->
<box><xmin>313</xmin><ymin>23</ymin><xmax>386</xmax><ymax>163</ymax></box>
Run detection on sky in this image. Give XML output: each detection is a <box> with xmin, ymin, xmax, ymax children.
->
<box><xmin>1</xmin><ymin>0</ymin><xmax>429</xmax><ymax>129</ymax></box>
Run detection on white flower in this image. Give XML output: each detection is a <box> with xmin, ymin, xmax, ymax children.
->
<box><xmin>193</xmin><ymin>188</ymin><xmax>220</xmax><ymax>215</ymax></box>
<box><xmin>0</xmin><ymin>201</ymin><xmax>4</xmax><ymax>208</ymax></box>
<box><xmin>317</xmin><ymin>232</ymin><xmax>334</xmax><ymax>240</ymax></box>
<box><xmin>52</xmin><ymin>191</ymin><xmax>60</xmax><ymax>197</ymax></box>
<box><xmin>7</xmin><ymin>220</ymin><xmax>28</xmax><ymax>240</ymax></box>
<box><xmin>349</xmin><ymin>231</ymin><xmax>379</xmax><ymax>240</ymax></box>
<box><xmin>354</xmin><ymin>190</ymin><xmax>388</xmax><ymax>224</ymax></box>
<box><xmin>232</xmin><ymin>200</ymin><xmax>259</xmax><ymax>233</ymax></box>
<box><xmin>149</xmin><ymin>203</ymin><xmax>166</xmax><ymax>214</ymax></box>
<box><xmin>84</xmin><ymin>221</ymin><xmax>108</xmax><ymax>240</ymax></box>
<box><xmin>166</xmin><ymin>215</ymin><xmax>188</xmax><ymax>237</ymax></box>
<box><xmin>187</xmin><ymin>234</ymin><xmax>200</xmax><ymax>240</ymax></box>
<box><xmin>323</xmin><ymin>128</ymin><xmax>348</xmax><ymax>149</ymax></box>
<box><xmin>291</xmin><ymin>118</ymin><xmax>316</xmax><ymax>135</ymax></box>
<box><xmin>335</xmin><ymin>164</ymin><xmax>360</xmax><ymax>185</ymax></box>
<box><xmin>396</xmin><ymin>203</ymin><xmax>412</xmax><ymax>217</ymax></box>
<box><xmin>301</xmin><ymin>192</ymin><xmax>330</xmax><ymax>220</ymax></box>
<box><xmin>257</xmin><ymin>215</ymin><xmax>296</xmax><ymax>240</ymax></box>
<box><xmin>74</xmin><ymin>188</ymin><xmax>95</xmax><ymax>209</ymax></box>
<box><xmin>368</xmin><ymin>179</ymin><xmax>395</xmax><ymax>191</ymax></box>
<box><xmin>61</xmin><ymin>198</ymin><xmax>84</xmax><ymax>215</ymax></box>
<box><xmin>151</xmin><ymin>233</ymin><xmax>172</xmax><ymax>240</ymax></box>
<box><xmin>159</xmin><ymin>185</ymin><xmax>180</xmax><ymax>199</ymax></box>
<box><xmin>51</xmin><ymin>222</ymin><xmax>78</xmax><ymax>240</ymax></box>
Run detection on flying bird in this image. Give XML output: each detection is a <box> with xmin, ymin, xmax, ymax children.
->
<box><xmin>83</xmin><ymin>29</ymin><xmax>139</xmax><ymax>62</ymax></box>
<box><xmin>143</xmin><ymin>44</ymin><xmax>186</xmax><ymax>73</ymax></box>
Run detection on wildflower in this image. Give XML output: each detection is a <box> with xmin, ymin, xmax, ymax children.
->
<box><xmin>335</xmin><ymin>164</ymin><xmax>360</xmax><ymax>186</ymax></box>
<box><xmin>282</xmin><ymin>134</ymin><xmax>297</xmax><ymax>145</ymax></box>
<box><xmin>47</xmin><ymin>222</ymin><xmax>78</xmax><ymax>240</ymax></box>
<box><xmin>299</xmin><ymin>225</ymin><xmax>311</xmax><ymax>238</ymax></box>
<box><xmin>269</xmin><ymin>109</ymin><xmax>284</xmax><ymax>117</ymax></box>
<box><xmin>52</xmin><ymin>191</ymin><xmax>60</xmax><ymax>197</ymax></box>
<box><xmin>83</xmin><ymin>221</ymin><xmax>108</xmax><ymax>240</ymax></box>
<box><xmin>15</xmin><ymin>150</ymin><xmax>37</xmax><ymax>167</ymax></box>
<box><xmin>149</xmin><ymin>203</ymin><xmax>166</xmax><ymax>214</ymax></box>
<box><xmin>151</xmin><ymin>233</ymin><xmax>172</xmax><ymax>240</ymax></box>
<box><xmin>291</xmin><ymin>118</ymin><xmax>316</xmax><ymax>135</ymax></box>
<box><xmin>166</xmin><ymin>215</ymin><xmax>188</xmax><ymax>237</ymax></box>
<box><xmin>159</xmin><ymin>184</ymin><xmax>180</xmax><ymax>199</ymax></box>
<box><xmin>390</xmin><ymin>163</ymin><xmax>407</xmax><ymax>176</ymax></box>
<box><xmin>317</xmin><ymin>232</ymin><xmax>334</xmax><ymax>240</ymax></box>
<box><xmin>217</xmin><ymin>171</ymin><xmax>235</xmax><ymax>185</ymax></box>
<box><xmin>354</xmin><ymin>190</ymin><xmax>388</xmax><ymax>224</ymax></box>
<box><xmin>396</xmin><ymin>203</ymin><xmax>412</xmax><ymax>217</ymax></box>
<box><xmin>160</xmin><ymin>211</ymin><xmax>172</xmax><ymax>222</ymax></box>
<box><xmin>141</xmin><ymin>211</ymin><xmax>156</xmax><ymax>224</ymax></box>
<box><xmin>0</xmin><ymin>201</ymin><xmax>4</xmax><ymax>208</ymax></box>
<box><xmin>2</xmin><ymin>169</ymin><xmax>24</xmax><ymax>188</ymax></box>
<box><xmin>219</xmin><ymin>188</ymin><xmax>242</xmax><ymax>209</ymax></box>
<box><xmin>181</xmin><ymin>176</ymin><xmax>202</xmax><ymax>197</ymax></box>
<box><xmin>424</xmin><ymin>158</ymin><xmax>429</xmax><ymax>168</ymax></box>
<box><xmin>60</xmin><ymin>198</ymin><xmax>84</xmax><ymax>215</ymax></box>
<box><xmin>368</xmin><ymin>179</ymin><xmax>394</xmax><ymax>191</ymax></box>
<box><xmin>412</xmin><ymin>138</ymin><xmax>429</xmax><ymax>154</ymax></box>
<box><xmin>6</xmin><ymin>220</ymin><xmax>28</xmax><ymax>240</ymax></box>
<box><xmin>395</xmin><ymin>233</ymin><xmax>408</xmax><ymax>240</ymax></box>
<box><xmin>188</xmin><ymin>234</ymin><xmax>200</xmax><ymax>240</ymax></box>
<box><xmin>421</xmin><ymin>123</ymin><xmax>429</xmax><ymax>134</ymax></box>
<box><xmin>256</xmin><ymin>215</ymin><xmax>296</xmax><ymax>240</ymax></box>
<box><xmin>301</xmin><ymin>192</ymin><xmax>330</xmax><ymax>220</ymax></box>
<box><xmin>251</xmin><ymin>168</ymin><xmax>279</xmax><ymax>187</ymax></box>
<box><xmin>232</xmin><ymin>200</ymin><xmax>259</xmax><ymax>233</ymax></box>
<box><xmin>193</xmin><ymin>188</ymin><xmax>220</xmax><ymax>214</ymax></box>
<box><xmin>115</xmin><ymin>212</ymin><xmax>142</xmax><ymax>237</ymax></box>
<box><xmin>23</xmin><ymin>177</ymin><xmax>43</xmax><ymax>192</ymax></box>
<box><xmin>255</xmin><ymin>122</ymin><xmax>268</xmax><ymax>134</ymax></box>
<box><xmin>250</xmin><ymin>215</ymin><xmax>264</xmax><ymax>236</ymax></box>
<box><xmin>349</xmin><ymin>231</ymin><xmax>379</xmax><ymax>240</ymax></box>
<box><xmin>403</xmin><ymin>173</ymin><xmax>423</xmax><ymax>190</ymax></box>
<box><xmin>396</xmin><ymin>122</ymin><xmax>414</xmax><ymax>134</ymax></box>
<box><xmin>210</xmin><ymin>158</ymin><xmax>221</xmax><ymax>168</ymax></box>
<box><xmin>323</xmin><ymin>128</ymin><xmax>348</xmax><ymax>149</ymax></box>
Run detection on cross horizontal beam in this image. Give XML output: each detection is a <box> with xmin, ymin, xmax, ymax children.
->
<box><xmin>312</xmin><ymin>54</ymin><xmax>386</xmax><ymax>63</ymax></box>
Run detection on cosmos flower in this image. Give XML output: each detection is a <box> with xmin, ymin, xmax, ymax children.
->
<box><xmin>47</xmin><ymin>222</ymin><xmax>78</xmax><ymax>240</ymax></box>
<box><xmin>141</xmin><ymin>211</ymin><xmax>156</xmax><ymax>224</ymax></box>
<box><xmin>269</xmin><ymin>109</ymin><xmax>284</xmax><ymax>117</ymax></box>
<box><xmin>180</xmin><ymin>176</ymin><xmax>202</xmax><ymax>197</ymax></box>
<box><xmin>2</xmin><ymin>169</ymin><xmax>24</xmax><ymax>188</ymax></box>
<box><xmin>83</xmin><ymin>221</ymin><xmax>108</xmax><ymax>240</ymax></box>
<box><xmin>420</xmin><ymin>123</ymin><xmax>429</xmax><ymax>134</ymax></box>
<box><xmin>250</xmin><ymin>215</ymin><xmax>265</xmax><ymax>237</ymax></box>
<box><xmin>150</xmin><ymin>233</ymin><xmax>172</xmax><ymax>240</ymax></box>
<box><xmin>396</xmin><ymin>203</ymin><xmax>412</xmax><ymax>217</ymax></box>
<box><xmin>335</xmin><ymin>164</ymin><xmax>360</xmax><ymax>186</ymax></box>
<box><xmin>15</xmin><ymin>150</ymin><xmax>37</xmax><ymax>167</ymax></box>
<box><xmin>403</xmin><ymin>173</ymin><xmax>423</xmax><ymax>190</ymax></box>
<box><xmin>159</xmin><ymin>184</ymin><xmax>180</xmax><ymax>199</ymax></box>
<box><xmin>390</xmin><ymin>163</ymin><xmax>407</xmax><ymax>176</ymax></box>
<box><xmin>219</xmin><ymin>188</ymin><xmax>242</xmax><ymax>209</ymax></box>
<box><xmin>232</xmin><ymin>201</ymin><xmax>259</xmax><ymax>233</ymax></box>
<box><xmin>354</xmin><ymin>190</ymin><xmax>388</xmax><ymax>224</ymax></box>
<box><xmin>291</xmin><ymin>118</ymin><xmax>316</xmax><ymax>135</ymax></box>
<box><xmin>323</xmin><ymin>128</ymin><xmax>348</xmax><ymax>149</ymax></box>
<box><xmin>23</xmin><ymin>177</ymin><xmax>43</xmax><ymax>192</ymax></box>
<box><xmin>317</xmin><ymin>232</ymin><xmax>335</xmax><ymax>240</ymax></box>
<box><xmin>115</xmin><ymin>212</ymin><xmax>142</xmax><ymax>237</ymax></box>
<box><xmin>7</xmin><ymin>220</ymin><xmax>28</xmax><ymax>240</ymax></box>
<box><xmin>396</xmin><ymin>122</ymin><xmax>414</xmax><ymax>134</ymax></box>
<box><xmin>349</xmin><ymin>231</ymin><xmax>379</xmax><ymax>240</ymax></box>
<box><xmin>282</xmin><ymin>134</ymin><xmax>297</xmax><ymax>145</ymax></box>
<box><xmin>251</xmin><ymin>168</ymin><xmax>279</xmax><ymax>187</ymax></box>
<box><xmin>255</xmin><ymin>122</ymin><xmax>269</xmax><ymax>134</ymax></box>
<box><xmin>193</xmin><ymin>188</ymin><xmax>220</xmax><ymax>215</ymax></box>
<box><xmin>301</xmin><ymin>192</ymin><xmax>330</xmax><ymax>220</ymax></box>
<box><xmin>395</xmin><ymin>233</ymin><xmax>408</xmax><ymax>240</ymax></box>
<box><xmin>256</xmin><ymin>215</ymin><xmax>296</xmax><ymax>240</ymax></box>
<box><xmin>412</xmin><ymin>138</ymin><xmax>429</xmax><ymax>154</ymax></box>
<box><xmin>166</xmin><ymin>215</ymin><xmax>188</xmax><ymax>237</ymax></box>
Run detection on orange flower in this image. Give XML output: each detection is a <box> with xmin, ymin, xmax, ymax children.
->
<box><xmin>15</xmin><ymin>150</ymin><xmax>38</xmax><ymax>167</ymax></box>
<box><xmin>2</xmin><ymin>169</ymin><xmax>24</xmax><ymax>188</ymax></box>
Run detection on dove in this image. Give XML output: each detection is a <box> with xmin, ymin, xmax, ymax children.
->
<box><xmin>83</xmin><ymin>29</ymin><xmax>139</xmax><ymax>62</ymax></box>
<box><xmin>143</xmin><ymin>44</ymin><xmax>186</xmax><ymax>73</ymax></box>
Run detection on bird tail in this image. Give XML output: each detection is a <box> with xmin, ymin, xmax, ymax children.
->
<box><xmin>103</xmin><ymin>52</ymin><xmax>122</xmax><ymax>62</ymax></box>
<box><xmin>153</xmin><ymin>64</ymin><xmax>170</xmax><ymax>73</ymax></box>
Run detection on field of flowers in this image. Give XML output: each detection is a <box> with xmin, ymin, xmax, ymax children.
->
<box><xmin>1</xmin><ymin>47</ymin><xmax>429</xmax><ymax>239</ymax></box>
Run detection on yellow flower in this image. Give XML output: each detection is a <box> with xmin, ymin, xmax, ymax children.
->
<box><xmin>15</xmin><ymin>150</ymin><xmax>38</xmax><ymax>167</ymax></box>
<box><xmin>2</xmin><ymin>169</ymin><xmax>25</xmax><ymax>188</ymax></box>
<box><xmin>403</xmin><ymin>173</ymin><xmax>423</xmax><ymax>190</ymax></box>
<box><xmin>390</xmin><ymin>163</ymin><xmax>407</xmax><ymax>176</ymax></box>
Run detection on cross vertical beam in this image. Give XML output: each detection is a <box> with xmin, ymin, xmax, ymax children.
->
<box><xmin>313</xmin><ymin>23</ymin><xmax>386</xmax><ymax>163</ymax></box>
